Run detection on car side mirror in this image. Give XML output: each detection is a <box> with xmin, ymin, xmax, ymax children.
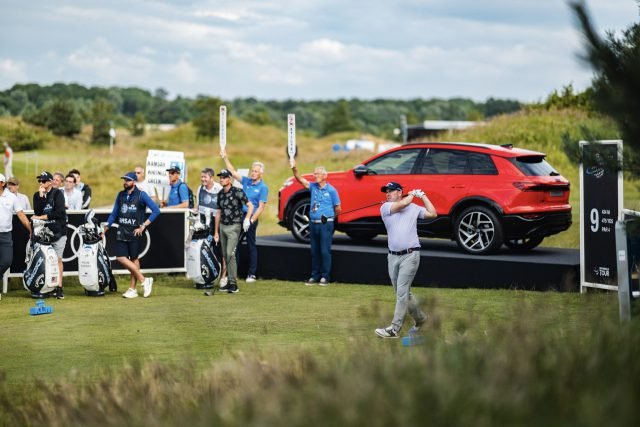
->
<box><xmin>353</xmin><ymin>164</ymin><xmax>370</xmax><ymax>177</ymax></box>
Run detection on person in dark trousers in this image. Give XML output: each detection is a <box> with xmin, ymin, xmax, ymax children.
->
<box><xmin>213</xmin><ymin>169</ymin><xmax>253</xmax><ymax>294</ymax></box>
<box><xmin>32</xmin><ymin>171</ymin><xmax>67</xmax><ymax>299</ymax></box>
<box><xmin>0</xmin><ymin>173</ymin><xmax>31</xmax><ymax>281</ymax></box>
<box><xmin>290</xmin><ymin>159</ymin><xmax>341</xmax><ymax>286</ymax></box>
<box><xmin>220</xmin><ymin>148</ymin><xmax>268</xmax><ymax>283</ymax></box>
<box><xmin>105</xmin><ymin>172</ymin><xmax>161</xmax><ymax>299</ymax></box>
<box><xmin>375</xmin><ymin>182</ymin><xmax>437</xmax><ymax>339</ymax></box>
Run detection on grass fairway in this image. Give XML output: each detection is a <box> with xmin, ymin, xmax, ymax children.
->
<box><xmin>1</xmin><ymin>277</ymin><xmax>639</xmax><ymax>426</ymax></box>
<box><xmin>0</xmin><ymin>276</ymin><xmax>620</xmax><ymax>389</ymax></box>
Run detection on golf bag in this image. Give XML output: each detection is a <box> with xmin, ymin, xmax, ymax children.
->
<box><xmin>23</xmin><ymin>219</ymin><xmax>60</xmax><ymax>298</ymax></box>
<box><xmin>186</xmin><ymin>211</ymin><xmax>221</xmax><ymax>289</ymax></box>
<box><xmin>78</xmin><ymin>210</ymin><xmax>117</xmax><ymax>296</ymax></box>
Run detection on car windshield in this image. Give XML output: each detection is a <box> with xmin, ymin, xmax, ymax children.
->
<box><xmin>511</xmin><ymin>156</ymin><xmax>558</xmax><ymax>176</ymax></box>
<box><xmin>365</xmin><ymin>148</ymin><xmax>421</xmax><ymax>174</ymax></box>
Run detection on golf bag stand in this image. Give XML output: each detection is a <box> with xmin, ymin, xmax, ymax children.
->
<box><xmin>23</xmin><ymin>219</ymin><xmax>60</xmax><ymax>298</ymax></box>
<box><xmin>78</xmin><ymin>210</ymin><xmax>117</xmax><ymax>296</ymax></box>
<box><xmin>186</xmin><ymin>211</ymin><xmax>221</xmax><ymax>290</ymax></box>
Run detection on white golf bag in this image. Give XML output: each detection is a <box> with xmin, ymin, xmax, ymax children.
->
<box><xmin>23</xmin><ymin>219</ymin><xmax>60</xmax><ymax>298</ymax></box>
<box><xmin>186</xmin><ymin>211</ymin><xmax>221</xmax><ymax>289</ymax></box>
<box><xmin>78</xmin><ymin>210</ymin><xmax>117</xmax><ymax>296</ymax></box>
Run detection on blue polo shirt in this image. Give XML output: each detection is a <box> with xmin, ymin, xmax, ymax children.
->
<box><xmin>241</xmin><ymin>176</ymin><xmax>268</xmax><ymax>213</ymax></box>
<box><xmin>167</xmin><ymin>179</ymin><xmax>189</xmax><ymax>207</ymax></box>
<box><xmin>309</xmin><ymin>182</ymin><xmax>340</xmax><ymax>221</ymax></box>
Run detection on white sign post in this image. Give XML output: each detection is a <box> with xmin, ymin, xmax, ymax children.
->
<box><xmin>219</xmin><ymin>105</ymin><xmax>227</xmax><ymax>152</ymax></box>
<box><xmin>287</xmin><ymin>113</ymin><xmax>296</xmax><ymax>162</ymax></box>
<box><xmin>108</xmin><ymin>127</ymin><xmax>116</xmax><ymax>154</ymax></box>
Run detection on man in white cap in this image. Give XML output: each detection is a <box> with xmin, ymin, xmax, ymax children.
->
<box><xmin>0</xmin><ymin>173</ymin><xmax>31</xmax><ymax>282</ymax></box>
<box><xmin>105</xmin><ymin>171</ymin><xmax>161</xmax><ymax>298</ymax></box>
<box><xmin>6</xmin><ymin>176</ymin><xmax>31</xmax><ymax>211</ymax></box>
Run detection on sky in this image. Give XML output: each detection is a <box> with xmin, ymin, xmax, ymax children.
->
<box><xmin>1</xmin><ymin>0</ymin><xmax>638</xmax><ymax>102</ymax></box>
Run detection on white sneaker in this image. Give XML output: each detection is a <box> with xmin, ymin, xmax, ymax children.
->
<box><xmin>123</xmin><ymin>288</ymin><xmax>138</xmax><ymax>299</ymax></box>
<box><xmin>143</xmin><ymin>277</ymin><xmax>153</xmax><ymax>298</ymax></box>
<box><xmin>219</xmin><ymin>276</ymin><xmax>229</xmax><ymax>290</ymax></box>
<box><xmin>245</xmin><ymin>275</ymin><xmax>256</xmax><ymax>283</ymax></box>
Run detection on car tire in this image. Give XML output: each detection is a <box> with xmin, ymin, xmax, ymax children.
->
<box><xmin>290</xmin><ymin>198</ymin><xmax>311</xmax><ymax>243</ymax></box>
<box><xmin>504</xmin><ymin>236</ymin><xmax>544</xmax><ymax>252</ymax></box>
<box><xmin>454</xmin><ymin>206</ymin><xmax>504</xmax><ymax>255</ymax></box>
<box><xmin>346</xmin><ymin>230</ymin><xmax>377</xmax><ymax>241</ymax></box>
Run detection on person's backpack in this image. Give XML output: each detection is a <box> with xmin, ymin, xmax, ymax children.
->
<box><xmin>180</xmin><ymin>182</ymin><xmax>195</xmax><ymax>209</ymax></box>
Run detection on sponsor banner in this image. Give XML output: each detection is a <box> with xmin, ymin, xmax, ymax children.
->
<box><xmin>579</xmin><ymin>140</ymin><xmax>623</xmax><ymax>292</ymax></box>
<box><xmin>10</xmin><ymin>209</ymin><xmax>188</xmax><ymax>275</ymax></box>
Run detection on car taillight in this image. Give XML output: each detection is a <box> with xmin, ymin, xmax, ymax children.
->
<box><xmin>512</xmin><ymin>181</ymin><xmax>539</xmax><ymax>191</ymax></box>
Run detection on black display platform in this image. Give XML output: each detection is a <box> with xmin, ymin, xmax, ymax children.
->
<box><xmin>238</xmin><ymin>234</ymin><xmax>580</xmax><ymax>292</ymax></box>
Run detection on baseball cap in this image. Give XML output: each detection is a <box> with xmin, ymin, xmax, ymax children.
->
<box><xmin>217</xmin><ymin>169</ymin><xmax>232</xmax><ymax>178</ymax></box>
<box><xmin>0</xmin><ymin>174</ymin><xmax>5</xmax><ymax>183</ymax></box>
<box><xmin>7</xmin><ymin>176</ymin><xmax>18</xmax><ymax>185</ymax></box>
<box><xmin>121</xmin><ymin>171</ymin><xmax>138</xmax><ymax>182</ymax></box>
<box><xmin>166</xmin><ymin>165</ymin><xmax>181</xmax><ymax>173</ymax></box>
<box><xmin>380</xmin><ymin>182</ymin><xmax>403</xmax><ymax>192</ymax></box>
<box><xmin>36</xmin><ymin>171</ymin><xmax>54</xmax><ymax>182</ymax></box>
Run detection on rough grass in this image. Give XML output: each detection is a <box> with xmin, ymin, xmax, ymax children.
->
<box><xmin>1</xmin><ymin>278</ymin><xmax>637</xmax><ymax>427</ymax></box>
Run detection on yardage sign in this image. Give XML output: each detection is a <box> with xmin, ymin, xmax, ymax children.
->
<box><xmin>580</xmin><ymin>140</ymin><xmax>623</xmax><ymax>292</ymax></box>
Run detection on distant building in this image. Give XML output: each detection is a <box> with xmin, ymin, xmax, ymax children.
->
<box><xmin>405</xmin><ymin>120</ymin><xmax>478</xmax><ymax>141</ymax></box>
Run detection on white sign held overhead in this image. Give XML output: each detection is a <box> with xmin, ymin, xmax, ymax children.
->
<box><xmin>219</xmin><ymin>105</ymin><xmax>227</xmax><ymax>151</ymax></box>
<box><xmin>287</xmin><ymin>113</ymin><xmax>296</xmax><ymax>161</ymax></box>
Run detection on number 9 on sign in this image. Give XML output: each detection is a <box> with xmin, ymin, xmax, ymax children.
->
<box><xmin>590</xmin><ymin>208</ymin><xmax>599</xmax><ymax>232</ymax></box>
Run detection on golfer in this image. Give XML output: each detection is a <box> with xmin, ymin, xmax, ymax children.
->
<box><xmin>375</xmin><ymin>182</ymin><xmax>436</xmax><ymax>339</ymax></box>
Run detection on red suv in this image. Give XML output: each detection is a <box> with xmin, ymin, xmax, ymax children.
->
<box><xmin>278</xmin><ymin>142</ymin><xmax>571</xmax><ymax>254</ymax></box>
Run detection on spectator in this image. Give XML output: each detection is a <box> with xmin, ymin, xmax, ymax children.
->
<box><xmin>68</xmin><ymin>168</ymin><xmax>92</xmax><ymax>208</ymax></box>
<box><xmin>161</xmin><ymin>165</ymin><xmax>189</xmax><ymax>208</ymax></box>
<box><xmin>105</xmin><ymin>171</ymin><xmax>160</xmax><ymax>299</ymax></box>
<box><xmin>135</xmin><ymin>165</ymin><xmax>160</xmax><ymax>205</ymax></box>
<box><xmin>3</xmin><ymin>142</ymin><xmax>12</xmax><ymax>179</ymax></box>
<box><xmin>62</xmin><ymin>174</ymin><xmax>83</xmax><ymax>210</ymax></box>
<box><xmin>52</xmin><ymin>172</ymin><xmax>64</xmax><ymax>189</ymax></box>
<box><xmin>32</xmin><ymin>171</ymin><xmax>67</xmax><ymax>299</ymax></box>
<box><xmin>0</xmin><ymin>173</ymin><xmax>31</xmax><ymax>281</ymax></box>
<box><xmin>214</xmin><ymin>169</ymin><xmax>253</xmax><ymax>294</ymax></box>
<box><xmin>220</xmin><ymin>149</ymin><xmax>268</xmax><ymax>283</ymax></box>
<box><xmin>197</xmin><ymin>167</ymin><xmax>227</xmax><ymax>286</ymax></box>
<box><xmin>374</xmin><ymin>182</ymin><xmax>436</xmax><ymax>339</ymax></box>
<box><xmin>6</xmin><ymin>177</ymin><xmax>31</xmax><ymax>210</ymax></box>
<box><xmin>290</xmin><ymin>159</ymin><xmax>341</xmax><ymax>286</ymax></box>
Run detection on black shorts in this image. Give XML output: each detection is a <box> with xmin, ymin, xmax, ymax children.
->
<box><xmin>115</xmin><ymin>239</ymin><xmax>142</xmax><ymax>259</ymax></box>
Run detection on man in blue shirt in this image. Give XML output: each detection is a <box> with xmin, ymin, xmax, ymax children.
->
<box><xmin>220</xmin><ymin>149</ymin><xmax>268</xmax><ymax>283</ymax></box>
<box><xmin>161</xmin><ymin>165</ymin><xmax>189</xmax><ymax>208</ymax></box>
<box><xmin>291</xmin><ymin>159</ymin><xmax>341</xmax><ymax>286</ymax></box>
<box><xmin>105</xmin><ymin>172</ymin><xmax>161</xmax><ymax>299</ymax></box>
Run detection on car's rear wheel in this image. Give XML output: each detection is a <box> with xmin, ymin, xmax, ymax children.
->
<box><xmin>346</xmin><ymin>230</ymin><xmax>377</xmax><ymax>241</ymax></box>
<box><xmin>454</xmin><ymin>206</ymin><xmax>504</xmax><ymax>255</ymax></box>
<box><xmin>290</xmin><ymin>198</ymin><xmax>311</xmax><ymax>243</ymax></box>
<box><xmin>504</xmin><ymin>236</ymin><xmax>544</xmax><ymax>252</ymax></box>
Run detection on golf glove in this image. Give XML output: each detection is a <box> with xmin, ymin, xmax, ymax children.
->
<box><xmin>243</xmin><ymin>218</ymin><xmax>251</xmax><ymax>232</ymax></box>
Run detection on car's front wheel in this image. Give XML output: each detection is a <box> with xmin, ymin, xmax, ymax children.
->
<box><xmin>454</xmin><ymin>206</ymin><xmax>504</xmax><ymax>255</ymax></box>
<box><xmin>289</xmin><ymin>198</ymin><xmax>311</xmax><ymax>243</ymax></box>
<box><xmin>504</xmin><ymin>236</ymin><xmax>544</xmax><ymax>252</ymax></box>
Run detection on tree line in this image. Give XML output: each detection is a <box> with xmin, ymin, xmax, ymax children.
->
<box><xmin>0</xmin><ymin>83</ymin><xmax>522</xmax><ymax>144</ymax></box>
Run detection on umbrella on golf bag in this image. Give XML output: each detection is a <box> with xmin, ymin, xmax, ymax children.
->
<box><xmin>23</xmin><ymin>219</ymin><xmax>60</xmax><ymax>298</ymax></box>
<box><xmin>186</xmin><ymin>211</ymin><xmax>221</xmax><ymax>289</ymax></box>
<box><xmin>78</xmin><ymin>210</ymin><xmax>117</xmax><ymax>296</ymax></box>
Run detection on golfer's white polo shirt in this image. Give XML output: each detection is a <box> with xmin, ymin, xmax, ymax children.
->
<box><xmin>0</xmin><ymin>188</ymin><xmax>21</xmax><ymax>232</ymax></box>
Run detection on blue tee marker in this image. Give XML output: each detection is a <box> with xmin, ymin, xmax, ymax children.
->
<box><xmin>29</xmin><ymin>299</ymin><xmax>53</xmax><ymax>316</ymax></box>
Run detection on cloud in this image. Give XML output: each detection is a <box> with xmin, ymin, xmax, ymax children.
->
<box><xmin>168</xmin><ymin>56</ymin><xmax>198</xmax><ymax>83</ymax></box>
<box><xmin>0</xmin><ymin>58</ymin><xmax>27</xmax><ymax>83</ymax></box>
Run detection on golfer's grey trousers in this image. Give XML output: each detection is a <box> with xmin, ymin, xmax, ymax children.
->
<box><xmin>388</xmin><ymin>251</ymin><xmax>427</xmax><ymax>332</ymax></box>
